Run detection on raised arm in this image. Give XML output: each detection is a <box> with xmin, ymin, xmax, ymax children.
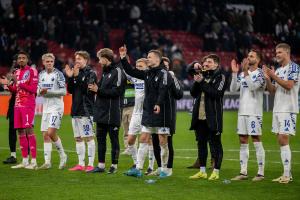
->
<box><xmin>120</xmin><ymin>58</ymin><xmax>146</xmax><ymax>80</ymax></box>
<box><xmin>229</xmin><ymin>59</ymin><xmax>240</xmax><ymax>92</ymax></box>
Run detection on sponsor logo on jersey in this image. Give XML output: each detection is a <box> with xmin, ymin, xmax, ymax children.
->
<box><xmin>135</xmin><ymin>83</ymin><xmax>144</xmax><ymax>89</ymax></box>
<box><xmin>42</xmin><ymin>83</ymin><xmax>54</xmax><ymax>89</ymax></box>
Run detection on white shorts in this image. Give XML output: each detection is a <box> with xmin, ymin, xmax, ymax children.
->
<box><xmin>272</xmin><ymin>113</ymin><xmax>297</xmax><ymax>135</ymax></box>
<box><xmin>128</xmin><ymin>114</ymin><xmax>142</xmax><ymax>135</ymax></box>
<box><xmin>141</xmin><ymin>126</ymin><xmax>170</xmax><ymax>135</ymax></box>
<box><xmin>41</xmin><ymin>112</ymin><xmax>62</xmax><ymax>132</ymax></box>
<box><xmin>71</xmin><ymin>117</ymin><xmax>94</xmax><ymax>138</ymax></box>
<box><xmin>237</xmin><ymin>115</ymin><xmax>262</xmax><ymax>136</ymax></box>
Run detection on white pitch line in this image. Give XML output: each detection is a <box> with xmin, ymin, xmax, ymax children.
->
<box><xmin>175</xmin><ymin>156</ymin><xmax>300</xmax><ymax>165</ymax></box>
<box><xmin>0</xmin><ymin>147</ymin><xmax>299</xmax><ymax>165</ymax></box>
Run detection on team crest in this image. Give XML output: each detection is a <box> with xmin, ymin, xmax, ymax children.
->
<box><xmin>22</xmin><ymin>70</ymin><xmax>30</xmax><ymax>80</ymax></box>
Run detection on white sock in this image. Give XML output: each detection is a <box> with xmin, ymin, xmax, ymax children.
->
<box><xmin>11</xmin><ymin>152</ymin><xmax>16</xmax><ymax>158</ymax></box>
<box><xmin>200</xmin><ymin>167</ymin><xmax>206</xmax><ymax>173</ymax></box>
<box><xmin>213</xmin><ymin>168</ymin><xmax>219</xmax><ymax>174</ymax></box>
<box><xmin>98</xmin><ymin>162</ymin><xmax>105</xmax><ymax>169</ymax></box>
<box><xmin>167</xmin><ymin>168</ymin><xmax>173</xmax><ymax>175</ymax></box>
<box><xmin>23</xmin><ymin>157</ymin><xmax>29</xmax><ymax>165</ymax></box>
<box><xmin>240</xmin><ymin>143</ymin><xmax>249</xmax><ymax>175</ymax></box>
<box><xmin>87</xmin><ymin>140</ymin><xmax>95</xmax><ymax>166</ymax></box>
<box><xmin>128</xmin><ymin>144</ymin><xmax>137</xmax><ymax>165</ymax></box>
<box><xmin>31</xmin><ymin>158</ymin><xmax>37</xmax><ymax>165</ymax></box>
<box><xmin>137</xmin><ymin>143</ymin><xmax>148</xmax><ymax>169</ymax></box>
<box><xmin>44</xmin><ymin>142</ymin><xmax>52</xmax><ymax>165</ymax></box>
<box><xmin>280</xmin><ymin>145</ymin><xmax>291</xmax><ymax>177</ymax></box>
<box><xmin>76</xmin><ymin>141</ymin><xmax>85</xmax><ymax>166</ymax></box>
<box><xmin>157</xmin><ymin>167</ymin><xmax>162</xmax><ymax>174</ymax></box>
<box><xmin>160</xmin><ymin>143</ymin><xmax>169</xmax><ymax>173</ymax></box>
<box><xmin>254</xmin><ymin>142</ymin><xmax>265</xmax><ymax>176</ymax></box>
<box><xmin>111</xmin><ymin>164</ymin><xmax>117</xmax><ymax>169</ymax></box>
<box><xmin>53</xmin><ymin>137</ymin><xmax>65</xmax><ymax>158</ymax></box>
<box><xmin>148</xmin><ymin>144</ymin><xmax>155</xmax><ymax>170</ymax></box>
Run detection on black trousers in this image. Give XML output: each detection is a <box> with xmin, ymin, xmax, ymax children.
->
<box><xmin>195</xmin><ymin>120</ymin><xmax>223</xmax><ymax>170</ymax></box>
<box><xmin>152</xmin><ymin>134</ymin><xmax>174</xmax><ymax>168</ymax></box>
<box><xmin>8</xmin><ymin>116</ymin><xmax>17</xmax><ymax>153</ymax></box>
<box><xmin>96</xmin><ymin>123</ymin><xmax>120</xmax><ymax>165</ymax></box>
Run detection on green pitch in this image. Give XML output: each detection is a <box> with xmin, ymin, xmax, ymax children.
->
<box><xmin>0</xmin><ymin>112</ymin><xmax>299</xmax><ymax>200</ymax></box>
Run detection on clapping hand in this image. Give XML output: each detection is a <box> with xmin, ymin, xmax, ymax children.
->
<box><xmin>65</xmin><ymin>64</ymin><xmax>74</xmax><ymax>78</ymax></box>
<box><xmin>231</xmin><ymin>59</ymin><xmax>240</xmax><ymax>73</ymax></box>
<box><xmin>88</xmin><ymin>83</ymin><xmax>98</xmax><ymax>92</ymax></box>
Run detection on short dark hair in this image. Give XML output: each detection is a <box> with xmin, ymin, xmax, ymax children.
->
<box><xmin>162</xmin><ymin>56</ymin><xmax>170</xmax><ymax>64</ymax></box>
<box><xmin>148</xmin><ymin>50</ymin><xmax>162</xmax><ymax>61</ymax></box>
<box><xmin>205</xmin><ymin>54</ymin><xmax>220</xmax><ymax>65</ymax></box>
<box><xmin>250</xmin><ymin>49</ymin><xmax>262</xmax><ymax>62</ymax></box>
<box><xmin>18</xmin><ymin>50</ymin><xmax>30</xmax><ymax>59</ymax></box>
<box><xmin>75</xmin><ymin>51</ymin><xmax>90</xmax><ymax>62</ymax></box>
<box><xmin>97</xmin><ymin>48</ymin><xmax>114</xmax><ymax>62</ymax></box>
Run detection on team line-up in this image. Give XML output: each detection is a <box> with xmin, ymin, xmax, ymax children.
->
<box><xmin>0</xmin><ymin>43</ymin><xmax>298</xmax><ymax>184</ymax></box>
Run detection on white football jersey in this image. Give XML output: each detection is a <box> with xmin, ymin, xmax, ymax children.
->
<box><xmin>273</xmin><ymin>62</ymin><xmax>300</xmax><ymax>113</ymax></box>
<box><xmin>230</xmin><ymin>68</ymin><xmax>265</xmax><ymax>116</ymax></box>
<box><xmin>132</xmin><ymin>78</ymin><xmax>145</xmax><ymax>115</ymax></box>
<box><xmin>127</xmin><ymin>75</ymin><xmax>145</xmax><ymax>115</ymax></box>
<box><xmin>38</xmin><ymin>68</ymin><xmax>66</xmax><ymax>113</ymax></box>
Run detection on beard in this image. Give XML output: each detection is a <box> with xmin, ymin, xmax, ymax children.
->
<box><xmin>102</xmin><ymin>63</ymin><xmax>110</xmax><ymax>71</ymax></box>
<box><xmin>249</xmin><ymin>61</ymin><xmax>256</xmax><ymax>66</ymax></box>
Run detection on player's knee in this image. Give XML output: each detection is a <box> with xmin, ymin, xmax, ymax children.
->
<box><xmin>139</xmin><ymin>133</ymin><xmax>149</xmax><ymax>143</ymax></box>
<box><xmin>159</xmin><ymin>135</ymin><xmax>168</xmax><ymax>145</ymax></box>
<box><xmin>47</xmin><ymin>128</ymin><xmax>57</xmax><ymax>136</ymax></box>
<box><xmin>75</xmin><ymin>137</ymin><xmax>83</xmax><ymax>142</ymax></box>
<box><xmin>128</xmin><ymin>136</ymin><xmax>136</xmax><ymax>145</ymax></box>
<box><xmin>86</xmin><ymin>136</ymin><xmax>94</xmax><ymax>142</ymax></box>
<box><xmin>18</xmin><ymin>129</ymin><xmax>26</xmax><ymax>135</ymax></box>
<box><xmin>43</xmin><ymin>135</ymin><xmax>51</xmax><ymax>142</ymax></box>
<box><xmin>26</xmin><ymin>128</ymin><xmax>34</xmax><ymax>135</ymax></box>
<box><xmin>251</xmin><ymin>135</ymin><xmax>260</xmax><ymax>142</ymax></box>
<box><xmin>239</xmin><ymin>135</ymin><xmax>249</xmax><ymax>144</ymax></box>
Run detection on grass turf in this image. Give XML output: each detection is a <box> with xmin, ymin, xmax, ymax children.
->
<box><xmin>0</xmin><ymin>111</ymin><xmax>299</xmax><ymax>200</ymax></box>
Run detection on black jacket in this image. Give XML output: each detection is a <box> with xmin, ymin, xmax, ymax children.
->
<box><xmin>169</xmin><ymin>72</ymin><xmax>183</xmax><ymax>134</ymax></box>
<box><xmin>67</xmin><ymin>66</ymin><xmax>97</xmax><ymax>117</ymax></box>
<box><xmin>190</xmin><ymin>68</ymin><xmax>228</xmax><ymax>133</ymax></box>
<box><xmin>121</xmin><ymin>58</ymin><xmax>173</xmax><ymax>128</ymax></box>
<box><xmin>7</xmin><ymin>93</ymin><xmax>16</xmax><ymax>119</ymax></box>
<box><xmin>93</xmin><ymin>62</ymin><xmax>126</xmax><ymax>127</ymax></box>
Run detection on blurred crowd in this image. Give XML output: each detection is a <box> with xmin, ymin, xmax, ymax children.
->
<box><xmin>0</xmin><ymin>0</ymin><xmax>300</xmax><ymax>81</ymax></box>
